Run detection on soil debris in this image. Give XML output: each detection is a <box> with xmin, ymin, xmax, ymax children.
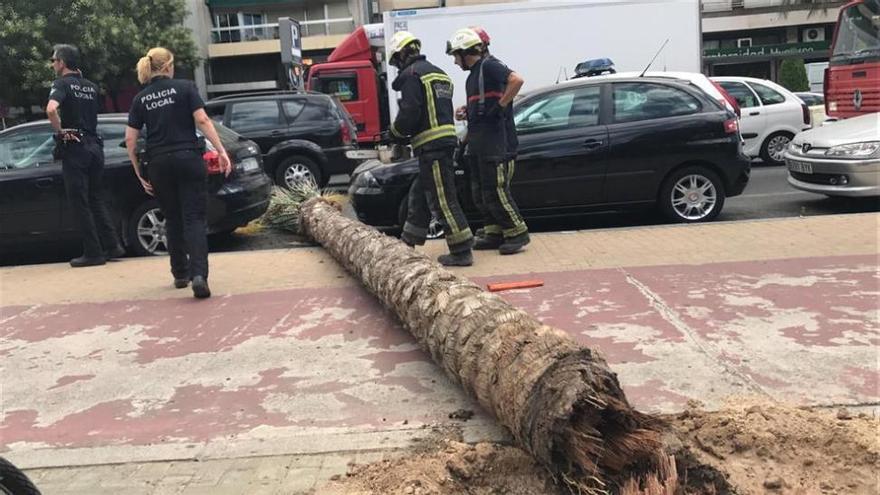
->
<box><xmin>448</xmin><ymin>409</ymin><xmax>475</xmax><ymax>421</ymax></box>
<box><xmin>321</xmin><ymin>399</ymin><xmax>879</xmax><ymax>495</ymax></box>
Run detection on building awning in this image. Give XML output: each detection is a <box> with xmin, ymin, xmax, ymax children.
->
<box><xmin>704</xmin><ymin>41</ymin><xmax>831</xmax><ymax>62</ymax></box>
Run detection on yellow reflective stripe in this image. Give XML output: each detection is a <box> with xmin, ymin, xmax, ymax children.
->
<box><xmin>432</xmin><ymin>160</ymin><xmax>461</xmax><ymax>235</ymax></box>
<box><xmin>507</xmin><ymin>159</ymin><xmax>516</xmax><ymax>184</ymax></box>
<box><xmin>390</xmin><ymin>122</ymin><xmax>404</xmax><ymax>138</ymax></box>
<box><xmin>420</xmin><ymin>74</ymin><xmax>453</xmax><ymax>132</ymax></box>
<box><xmin>447</xmin><ymin>228</ymin><xmax>473</xmax><ymax>245</ymax></box>
<box><xmin>412</xmin><ymin>124</ymin><xmax>456</xmax><ymax>148</ymax></box>
<box><xmin>422</xmin><ymin>79</ymin><xmax>438</xmax><ymax>129</ymax></box>
<box><xmin>483</xmin><ymin>224</ymin><xmax>503</xmax><ymax>235</ymax></box>
<box><xmin>496</xmin><ymin>163</ymin><xmax>527</xmax><ymax>236</ymax></box>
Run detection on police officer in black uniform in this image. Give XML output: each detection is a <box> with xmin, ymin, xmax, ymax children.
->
<box><xmin>46</xmin><ymin>44</ymin><xmax>124</xmax><ymax>267</ymax></box>
<box><xmin>447</xmin><ymin>28</ymin><xmax>529</xmax><ymax>255</ymax></box>
<box><xmin>125</xmin><ymin>47</ymin><xmax>231</xmax><ymax>299</ymax></box>
<box><xmin>385</xmin><ymin>31</ymin><xmax>474</xmax><ymax>267</ymax></box>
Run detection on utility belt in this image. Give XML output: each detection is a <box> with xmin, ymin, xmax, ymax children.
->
<box><xmin>141</xmin><ymin>139</ymin><xmax>206</xmax><ymax>176</ymax></box>
<box><xmin>53</xmin><ymin>128</ymin><xmax>100</xmax><ymax>159</ymax></box>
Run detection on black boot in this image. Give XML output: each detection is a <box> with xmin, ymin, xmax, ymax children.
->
<box><xmin>70</xmin><ymin>255</ymin><xmax>106</xmax><ymax>267</ymax></box>
<box><xmin>174</xmin><ymin>278</ymin><xmax>190</xmax><ymax>289</ymax></box>
<box><xmin>499</xmin><ymin>233</ymin><xmax>530</xmax><ymax>255</ymax></box>
<box><xmin>104</xmin><ymin>245</ymin><xmax>126</xmax><ymax>259</ymax></box>
<box><xmin>191</xmin><ymin>276</ymin><xmax>211</xmax><ymax>299</ymax></box>
<box><xmin>437</xmin><ymin>251</ymin><xmax>473</xmax><ymax>267</ymax></box>
<box><xmin>473</xmin><ymin>235</ymin><xmax>503</xmax><ymax>250</ymax></box>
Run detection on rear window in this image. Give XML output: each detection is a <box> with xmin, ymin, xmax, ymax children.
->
<box><xmin>296</xmin><ymin>98</ymin><xmax>335</xmax><ymax>122</ymax></box>
<box><xmin>228</xmin><ymin>101</ymin><xmax>283</xmax><ymax>131</ymax></box>
<box><xmin>717</xmin><ymin>81</ymin><xmax>759</xmax><ymax>108</ymax></box>
<box><xmin>612</xmin><ymin>82</ymin><xmax>702</xmax><ymax>123</ymax></box>
<box><xmin>749</xmin><ymin>82</ymin><xmax>786</xmax><ymax>106</ymax></box>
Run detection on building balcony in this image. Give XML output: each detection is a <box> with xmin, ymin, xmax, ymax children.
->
<box><xmin>208</xmin><ymin>18</ymin><xmax>354</xmax><ymax>58</ymax></box>
<box><xmin>702</xmin><ymin>0</ymin><xmax>846</xmax><ymax>14</ymax></box>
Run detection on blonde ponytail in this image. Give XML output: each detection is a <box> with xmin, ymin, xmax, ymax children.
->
<box><xmin>136</xmin><ymin>47</ymin><xmax>175</xmax><ymax>84</ymax></box>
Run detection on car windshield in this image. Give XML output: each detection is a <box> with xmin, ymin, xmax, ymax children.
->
<box><xmin>0</xmin><ymin>128</ymin><xmax>55</xmax><ymax>170</ymax></box>
<box><xmin>831</xmin><ymin>1</ymin><xmax>880</xmax><ymax>63</ymax></box>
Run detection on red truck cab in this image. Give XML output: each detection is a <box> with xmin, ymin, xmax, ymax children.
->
<box><xmin>824</xmin><ymin>0</ymin><xmax>880</xmax><ymax>119</ymax></box>
<box><xmin>307</xmin><ymin>26</ymin><xmax>389</xmax><ymax>145</ymax></box>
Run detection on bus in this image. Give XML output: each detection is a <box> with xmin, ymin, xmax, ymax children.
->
<box><xmin>824</xmin><ymin>0</ymin><xmax>880</xmax><ymax>118</ymax></box>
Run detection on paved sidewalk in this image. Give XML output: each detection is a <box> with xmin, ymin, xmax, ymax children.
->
<box><xmin>1</xmin><ymin>213</ymin><xmax>878</xmax><ymax>494</ymax></box>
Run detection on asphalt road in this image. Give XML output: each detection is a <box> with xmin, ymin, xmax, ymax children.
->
<box><xmin>3</xmin><ymin>164</ymin><xmax>878</xmax><ymax>266</ymax></box>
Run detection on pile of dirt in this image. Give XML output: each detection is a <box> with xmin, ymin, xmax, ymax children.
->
<box><xmin>320</xmin><ymin>399</ymin><xmax>878</xmax><ymax>494</ymax></box>
<box><xmin>319</xmin><ymin>440</ymin><xmax>562</xmax><ymax>495</ymax></box>
<box><xmin>670</xmin><ymin>399</ymin><xmax>879</xmax><ymax>494</ymax></box>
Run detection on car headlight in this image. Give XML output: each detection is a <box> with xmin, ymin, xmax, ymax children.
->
<box><xmin>352</xmin><ymin>170</ymin><xmax>383</xmax><ymax>195</ymax></box>
<box><xmin>825</xmin><ymin>141</ymin><xmax>880</xmax><ymax>159</ymax></box>
<box><xmin>788</xmin><ymin>142</ymin><xmax>803</xmax><ymax>154</ymax></box>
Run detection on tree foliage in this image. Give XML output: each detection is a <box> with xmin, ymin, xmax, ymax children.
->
<box><xmin>779</xmin><ymin>58</ymin><xmax>810</xmax><ymax>93</ymax></box>
<box><xmin>0</xmin><ymin>0</ymin><xmax>198</xmax><ymax>113</ymax></box>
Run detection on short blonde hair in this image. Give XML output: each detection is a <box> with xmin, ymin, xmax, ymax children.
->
<box><xmin>136</xmin><ymin>47</ymin><xmax>174</xmax><ymax>84</ymax></box>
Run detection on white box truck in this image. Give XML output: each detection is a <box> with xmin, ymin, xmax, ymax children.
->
<box><xmin>307</xmin><ymin>0</ymin><xmax>701</xmax><ymax>145</ymax></box>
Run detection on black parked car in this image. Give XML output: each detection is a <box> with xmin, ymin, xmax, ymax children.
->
<box><xmin>0</xmin><ymin>114</ymin><xmax>272</xmax><ymax>257</ymax></box>
<box><xmin>351</xmin><ymin>77</ymin><xmax>750</xmax><ymax>231</ymax></box>
<box><xmin>205</xmin><ymin>91</ymin><xmax>360</xmax><ymax>188</ymax></box>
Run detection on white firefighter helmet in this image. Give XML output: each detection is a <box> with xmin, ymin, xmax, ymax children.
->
<box><xmin>446</xmin><ymin>27</ymin><xmax>483</xmax><ymax>55</ymax></box>
<box><xmin>389</xmin><ymin>31</ymin><xmax>420</xmax><ymax>61</ymax></box>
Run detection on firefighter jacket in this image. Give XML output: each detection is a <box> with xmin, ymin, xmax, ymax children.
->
<box><xmin>390</xmin><ymin>55</ymin><xmax>457</xmax><ymax>153</ymax></box>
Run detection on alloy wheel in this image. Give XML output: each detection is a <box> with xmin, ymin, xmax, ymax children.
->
<box><xmin>426</xmin><ymin>216</ymin><xmax>445</xmax><ymax>240</ymax></box>
<box><xmin>670</xmin><ymin>174</ymin><xmax>717</xmax><ymax>221</ymax></box>
<box><xmin>767</xmin><ymin>134</ymin><xmax>791</xmax><ymax>163</ymax></box>
<box><xmin>137</xmin><ymin>208</ymin><xmax>168</xmax><ymax>255</ymax></box>
<box><xmin>283</xmin><ymin>163</ymin><xmax>316</xmax><ymax>189</ymax></box>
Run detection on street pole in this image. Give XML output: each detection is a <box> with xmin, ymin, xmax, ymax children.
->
<box><xmin>279</xmin><ymin>17</ymin><xmax>304</xmax><ymax>90</ymax></box>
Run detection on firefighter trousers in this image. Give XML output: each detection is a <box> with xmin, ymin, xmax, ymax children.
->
<box><xmin>401</xmin><ymin>149</ymin><xmax>474</xmax><ymax>254</ymax></box>
<box><xmin>470</xmin><ymin>157</ymin><xmax>528</xmax><ymax>241</ymax></box>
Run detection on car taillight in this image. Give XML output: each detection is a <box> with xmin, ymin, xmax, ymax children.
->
<box><xmin>203</xmin><ymin>149</ymin><xmax>224</xmax><ymax>175</ymax></box>
<box><xmin>724</xmin><ymin>118</ymin><xmax>739</xmax><ymax>134</ymax></box>
<box><xmin>340</xmin><ymin>120</ymin><xmax>352</xmax><ymax>145</ymax></box>
<box><xmin>801</xmin><ymin>102</ymin><xmax>810</xmax><ymax>126</ymax></box>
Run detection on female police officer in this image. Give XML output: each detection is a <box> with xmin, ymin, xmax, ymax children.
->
<box><xmin>124</xmin><ymin>47</ymin><xmax>231</xmax><ymax>299</ymax></box>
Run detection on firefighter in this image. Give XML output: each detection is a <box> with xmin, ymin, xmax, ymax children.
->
<box><xmin>46</xmin><ymin>44</ymin><xmax>124</xmax><ymax>267</ymax></box>
<box><xmin>125</xmin><ymin>47</ymin><xmax>231</xmax><ymax>298</ymax></box>
<box><xmin>385</xmin><ymin>31</ymin><xmax>474</xmax><ymax>266</ymax></box>
<box><xmin>447</xmin><ymin>28</ymin><xmax>528</xmax><ymax>255</ymax></box>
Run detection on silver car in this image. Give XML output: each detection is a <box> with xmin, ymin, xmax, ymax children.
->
<box><xmin>785</xmin><ymin>113</ymin><xmax>880</xmax><ymax>197</ymax></box>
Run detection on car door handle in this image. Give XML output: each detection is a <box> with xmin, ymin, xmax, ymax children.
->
<box><xmin>749</xmin><ymin>111</ymin><xmax>760</xmax><ymax>116</ymax></box>
<box><xmin>583</xmin><ymin>139</ymin><xmax>604</xmax><ymax>149</ymax></box>
<box><xmin>35</xmin><ymin>177</ymin><xmax>55</xmax><ymax>188</ymax></box>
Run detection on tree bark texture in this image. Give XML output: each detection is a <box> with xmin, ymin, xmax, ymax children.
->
<box><xmin>300</xmin><ymin>198</ymin><xmax>673</xmax><ymax>493</ymax></box>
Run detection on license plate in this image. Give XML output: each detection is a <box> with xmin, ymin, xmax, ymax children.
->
<box><xmin>346</xmin><ymin>150</ymin><xmax>378</xmax><ymax>160</ymax></box>
<box><xmin>239</xmin><ymin>157</ymin><xmax>260</xmax><ymax>172</ymax></box>
<box><xmin>788</xmin><ymin>160</ymin><xmax>813</xmax><ymax>174</ymax></box>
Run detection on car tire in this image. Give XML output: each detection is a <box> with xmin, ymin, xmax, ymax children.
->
<box><xmin>397</xmin><ymin>195</ymin><xmax>446</xmax><ymax>240</ymax></box>
<box><xmin>659</xmin><ymin>166</ymin><xmax>726</xmax><ymax>223</ymax></box>
<box><xmin>0</xmin><ymin>456</ymin><xmax>41</xmax><ymax>495</ymax></box>
<box><xmin>760</xmin><ymin>131</ymin><xmax>793</xmax><ymax>166</ymax></box>
<box><xmin>127</xmin><ymin>200</ymin><xmax>168</xmax><ymax>257</ymax></box>
<box><xmin>275</xmin><ymin>155</ymin><xmax>323</xmax><ymax>189</ymax></box>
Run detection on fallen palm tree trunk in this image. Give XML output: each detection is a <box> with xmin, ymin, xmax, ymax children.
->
<box><xmin>285</xmin><ymin>186</ymin><xmax>675</xmax><ymax>494</ymax></box>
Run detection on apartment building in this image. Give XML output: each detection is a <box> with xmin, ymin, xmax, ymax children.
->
<box><xmin>185</xmin><ymin>0</ymin><xmax>846</xmax><ymax>98</ymax></box>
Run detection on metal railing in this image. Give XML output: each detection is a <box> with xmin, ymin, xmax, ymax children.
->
<box><xmin>211</xmin><ymin>18</ymin><xmax>355</xmax><ymax>44</ymax></box>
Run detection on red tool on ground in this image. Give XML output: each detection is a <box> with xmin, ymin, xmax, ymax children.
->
<box><xmin>487</xmin><ymin>280</ymin><xmax>544</xmax><ymax>292</ymax></box>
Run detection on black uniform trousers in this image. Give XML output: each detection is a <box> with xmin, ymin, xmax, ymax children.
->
<box><xmin>147</xmin><ymin>150</ymin><xmax>209</xmax><ymax>280</ymax></box>
<box><xmin>401</xmin><ymin>148</ymin><xmax>473</xmax><ymax>254</ymax></box>
<box><xmin>469</xmin><ymin>155</ymin><xmax>528</xmax><ymax>241</ymax></box>
<box><xmin>61</xmin><ymin>136</ymin><xmax>119</xmax><ymax>258</ymax></box>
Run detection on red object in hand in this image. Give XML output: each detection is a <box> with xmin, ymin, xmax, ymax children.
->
<box><xmin>203</xmin><ymin>149</ymin><xmax>224</xmax><ymax>175</ymax></box>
